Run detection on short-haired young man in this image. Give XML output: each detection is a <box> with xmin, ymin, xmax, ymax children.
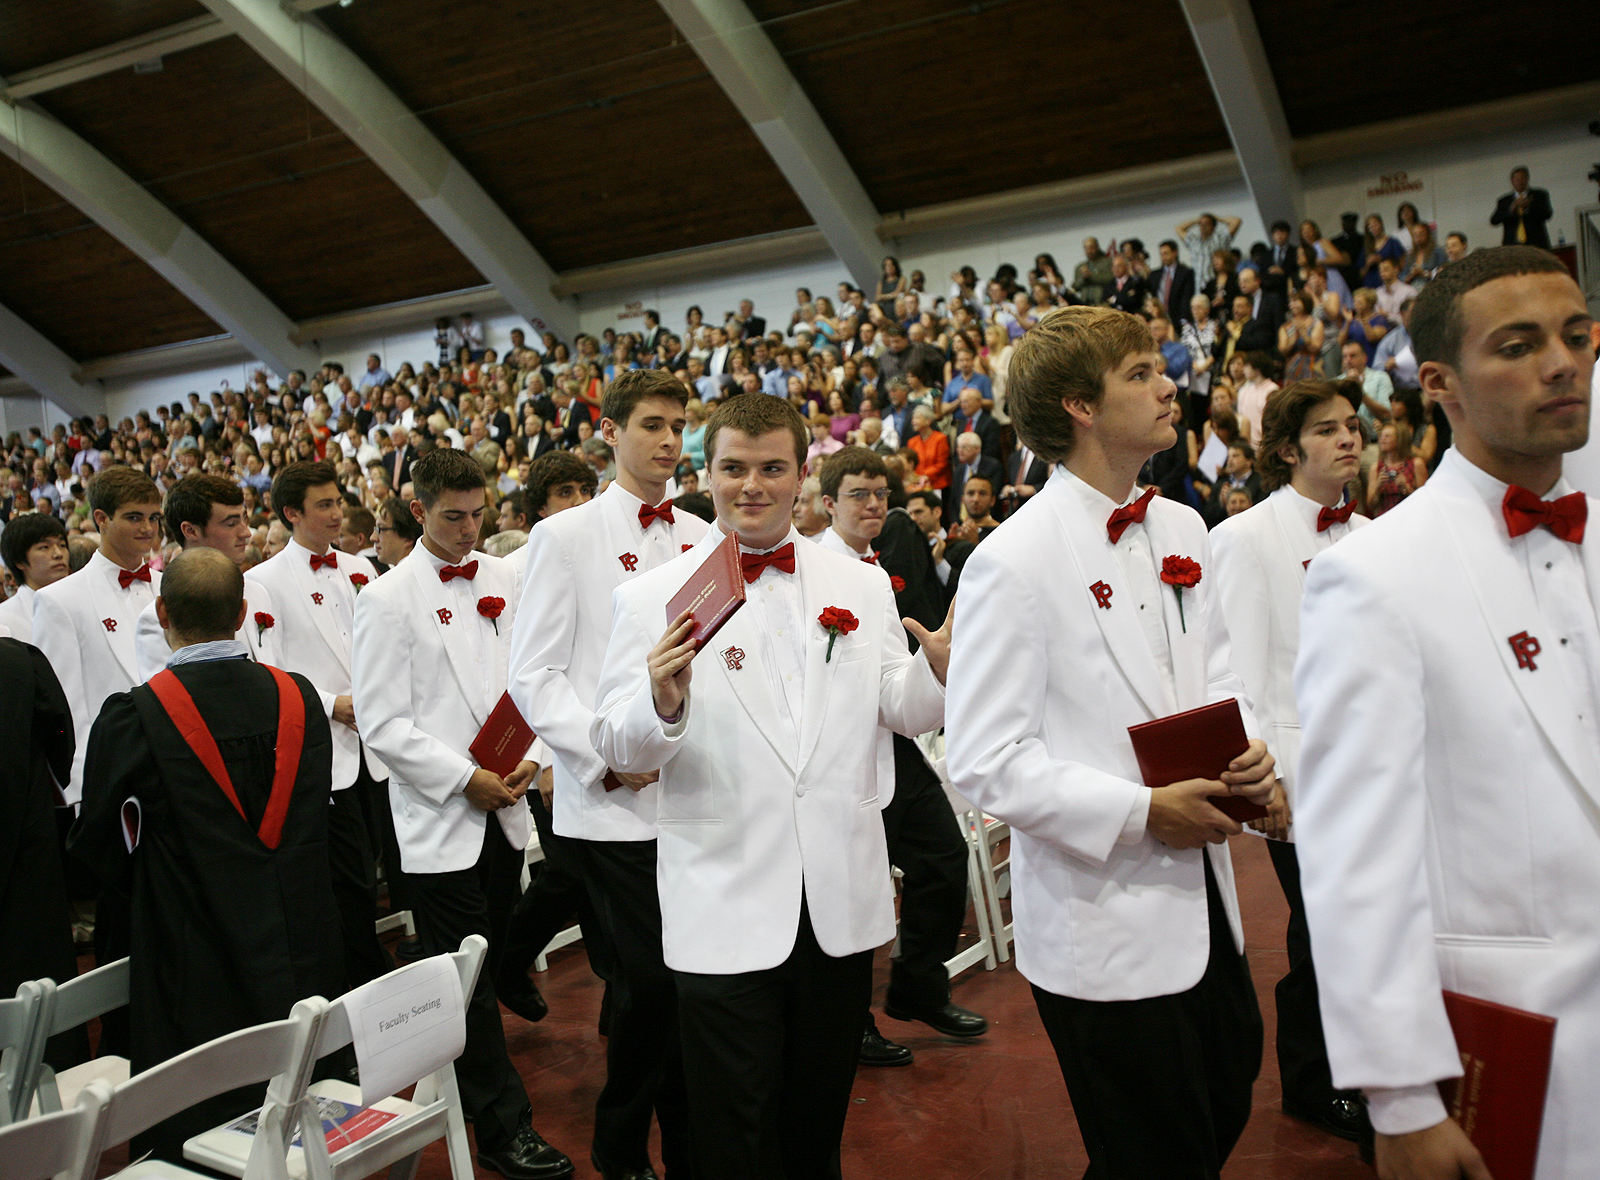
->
<box><xmin>592</xmin><ymin>395</ymin><xmax>949</xmax><ymax>1178</ymax></box>
<box><xmin>339</xmin><ymin>503</ymin><xmax>380</xmax><ymax>565</ymax></box>
<box><xmin>246</xmin><ymin>461</ymin><xmax>392</xmax><ymax>991</ymax></box>
<box><xmin>134</xmin><ymin>474</ymin><xmax>276</xmax><ymax>681</ymax></box>
<box><xmin>374</xmin><ymin>497</ymin><xmax>421</xmax><ymax>569</ymax></box>
<box><xmin>33</xmin><ymin>466</ymin><xmax>165</xmax><ymax>805</ymax></box>
<box><xmin>351</xmin><ymin>449</ymin><xmax>571</xmax><ymax>1180</ymax></box>
<box><xmin>509</xmin><ymin>369</ymin><xmax>707</xmax><ymax>1180</ymax></box>
<box><xmin>1209</xmin><ymin>380</ymin><xmax>1370</xmax><ymax>1142</ymax></box>
<box><xmin>0</xmin><ymin>512</ymin><xmax>69</xmax><ymax>643</ymax></box>
<box><xmin>813</xmin><ymin>447</ymin><xmax>983</xmax><ymax>1065</ymax></box>
<box><xmin>945</xmin><ymin>305</ymin><xmax>1275</xmax><ymax>1178</ymax></box>
<box><xmin>501</xmin><ymin>451</ymin><xmax>597</xmax><ymax>585</ymax></box>
<box><xmin>1297</xmin><ymin>246</ymin><xmax>1599</xmax><ymax>1179</ymax></box>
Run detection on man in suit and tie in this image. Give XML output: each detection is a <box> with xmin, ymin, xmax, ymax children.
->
<box><xmin>639</xmin><ymin>310</ymin><xmax>664</xmax><ymax>356</ymax></box>
<box><xmin>33</xmin><ymin>466</ymin><xmax>163</xmax><ymax>808</ymax></box>
<box><xmin>1264</xmin><ymin>221</ymin><xmax>1296</xmax><ymax>293</ymax></box>
<box><xmin>385</xmin><ymin>433</ymin><xmax>413</xmax><ymax>491</ymax></box>
<box><xmin>1210</xmin><ymin>380</ymin><xmax>1370</xmax><ymax>1144</ymax></box>
<box><xmin>1490</xmin><ymin>166</ymin><xmax>1553</xmax><ymax>248</ymax></box>
<box><xmin>352</xmin><ymin>449</ymin><xmax>573</xmax><ymax>1180</ymax></box>
<box><xmin>1156</xmin><ymin>240</ymin><xmax>1198</xmax><ymax>326</ymax></box>
<box><xmin>950</xmin><ymin>387</ymin><xmax>1001</xmax><ymax>460</ymax></box>
<box><xmin>134</xmin><ymin>474</ymin><xmax>277</xmax><ymax>680</ymax></box>
<box><xmin>946</xmin><ymin>305</ymin><xmax>1275</xmax><ymax>1178</ymax></box>
<box><xmin>591</xmin><ymin>395</ymin><xmax>950</xmax><ymax>1178</ymax></box>
<box><xmin>1103</xmin><ymin>253</ymin><xmax>1148</xmax><ymax>313</ymax></box>
<box><xmin>511</xmin><ymin>369</ymin><xmax>709</xmax><ymax>1180</ymax></box>
<box><xmin>706</xmin><ymin>326</ymin><xmax>732</xmax><ymax>379</ymax></box>
<box><xmin>245</xmin><ymin>461</ymin><xmax>392</xmax><ymax>992</ymax></box>
<box><xmin>1000</xmin><ymin>440</ymin><xmax>1049</xmax><ymax>518</ymax></box>
<box><xmin>553</xmin><ymin>384</ymin><xmax>594</xmax><ymax>449</ymax></box>
<box><xmin>1297</xmin><ymin>247</ymin><xmax>1599</xmax><ymax>1180</ymax></box>
<box><xmin>1239</xmin><ymin>266</ymin><xmax>1286</xmax><ymax>334</ymax></box>
<box><xmin>0</xmin><ymin>512</ymin><xmax>70</xmax><ymax>644</ymax></box>
<box><xmin>948</xmin><ymin>432</ymin><xmax>1004</xmax><ymax>527</ymax></box>
<box><xmin>738</xmin><ymin>298</ymin><xmax>766</xmax><ymax>341</ymax></box>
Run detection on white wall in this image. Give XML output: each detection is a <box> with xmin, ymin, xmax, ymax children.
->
<box><xmin>34</xmin><ymin>114</ymin><xmax>1600</xmax><ymax>435</ymax></box>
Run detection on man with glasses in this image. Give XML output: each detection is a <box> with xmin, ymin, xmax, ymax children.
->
<box><xmin>814</xmin><ymin>447</ymin><xmax>987</xmax><ymax>1066</ymax></box>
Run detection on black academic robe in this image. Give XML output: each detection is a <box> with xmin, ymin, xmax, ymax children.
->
<box><xmin>0</xmin><ymin>639</ymin><xmax>86</xmax><ymax>1073</ymax></box>
<box><xmin>70</xmin><ymin>656</ymin><xmax>343</xmax><ymax>1162</ymax></box>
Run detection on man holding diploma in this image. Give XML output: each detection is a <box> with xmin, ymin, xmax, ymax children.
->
<box><xmin>944</xmin><ymin>305</ymin><xmax>1274</xmax><ymax>1178</ymax></box>
<box><xmin>591</xmin><ymin>395</ymin><xmax>949</xmax><ymax>1179</ymax></box>
<box><xmin>351</xmin><ymin>449</ymin><xmax>571</xmax><ymax>1180</ymax></box>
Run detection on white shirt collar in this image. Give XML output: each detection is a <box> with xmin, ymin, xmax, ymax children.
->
<box><xmin>1058</xmin><ymin>463</ymin><xmax>1135</xmax><ymax>519</ymax></box>
<box><xmin>287</xmin><ymin>536</ymin><xmax>333</xmax><ymax>564</ymax></box>
<box><xmin>1445</xmin><ymin>447</ymin><xmax>1575</xmax><ymax>527</ymax></box>
<box><xmin>168</xmin><ymin>639</ymin><xmax>250</xmax><ymax>667</ymax></box>
<box><xmin>1276</xmin><ymin>483</ymin><xmax>1345</xmax><ymax>531</ymax></box>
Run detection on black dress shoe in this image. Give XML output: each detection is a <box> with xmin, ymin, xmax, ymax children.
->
<box><xmin>859</xmin><ymin>1026</ymin><xmax>914</xmax><ymax>1067</ymax></box>
<box><xmin>477</xmin><ymin>1126</ymin><xmax>574</xmax><ymax>1180</ymax></box>
<box><xmin>1282</xmin><ymin>1094</ymin><xmax>1369</xmax><ymax>1142</ymax></box>
<box><xmin>883</xmin><ymin>1000</ymin><xmax>989</xmax><ymax>1038</ymax></box>
<box><xmin>495</xmin><ymin>967</ymin><xmax>550</xmax><ymax>1023</ymax></box>
<box><xmin>591</xmin><ymin>1150</ymin><xmax>659</xmax><ymax>1180</ymax></box>
<box><xmin>393</xmin><ymin>937</ymin><xmax>425</xmax><ymax>964</ymax></box>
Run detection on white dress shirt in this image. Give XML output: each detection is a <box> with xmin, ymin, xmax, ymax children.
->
<box><xmin>740</xmin><ymin>531</ymin><xmax>807</xmax><ymax>759</ymax></box>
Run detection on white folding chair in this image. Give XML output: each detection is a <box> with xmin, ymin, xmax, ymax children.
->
<box><xmin>71</xmin><ymin>997</ymin><xmax>329</xmax><ymax>1180</ymax></box>
<box><xmin>940</xmin><ymin>781</ymin><xmax>999</xmax><ymax>977</ymax></box>
<box><xmin>373</xmin><ymin>910</ymin><xmax>415</xmax><ymax>940</ymax></box>
<box><xmin>972</xmin><ymin>812</ymin><xmax>1014</xmax><ymax>963</ymax></box>
<box><xmin>0</xmin><ymin>1085</ymin><xmax>107</xmax><ymax>1180</ymax></box>
<box><xmin>185</xmin><ymin>936</ymin><xmax>485</xmax><ymax>1180</ymax></box>
<box><xmin>1</xmin><ymin>981</ymin><xmax>49</xmax><ymax>1126</ymax></box>
<box><xmin>522</xmin><ymin>824</ymin><xmax>583</xmax><ymax>973</ymax></box>
<box><xmin>27</xmin><ymin>957</ymin><xmax>131</xmax><ymax>1117</ymax></box>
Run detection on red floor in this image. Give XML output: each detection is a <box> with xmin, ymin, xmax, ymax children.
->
<box><xmin>433</xmin><ymin>834</ymin><xmax>1369</xmax><ymax>1180</ymax></box>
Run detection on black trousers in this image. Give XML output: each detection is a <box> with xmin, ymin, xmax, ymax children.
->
<box><xmin>1032</xmin><ymin>853</ymin><xmax>1263</xmax><ymax>1180</ymax></box>
<box><xmin>1266</xmin><ymin>838</ymin><xmax>1348</xmax><ymax>1110</ymax></box>
<box><xmin>366</xmin><ymin>773</ymin><xmax>413</xmax><ymax>918</ymax></box>
<box><xmin>326</xmin><ymin>763</ymin><xmax>393</xmax><ymax>990</ymax></box>
<box><xmin>500</xmin><ymin>794</ymin><xmax>592</xmax><ymax>981</ymax></box>
<box><xmin>675</xmin><ymin>901</ymin><xmax>873</xmax><ymax>1180</ymax></box>
<box><xmin>880</xmin><ymin>735</ymin><xmax>968</xmax><ymax>1011</ymax></box>
<box><xmin>568</xmin><ymin>837</ymin><xmax>691</xmax><ymax>1175</ymax></box>
<box><xmin>408</xmin><ymin>820</ymin><xmax>530</xmax><ymax>1152</ymax></box>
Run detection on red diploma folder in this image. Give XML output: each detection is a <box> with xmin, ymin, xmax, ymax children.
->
<box><xmin>1126</xmin><ymin>698</ymin><xmax>1267</xmax><ymax>822</ymax></box>
<box><xmin>665</xmin><ymin>531</ymin><xmax>746</xmax><ymax>651</ymax></box>
<box><xmin>469</xmin><ymin>691</ymin><xmax>535</xmax><ymax>779</ymax></box>
<box><xmin>1437</xmin><ymin>990</ymin><xmax>1556</xmax><ymax>1180</ymax></box>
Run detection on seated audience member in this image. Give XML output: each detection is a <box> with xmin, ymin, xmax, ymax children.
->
<box><xmin>1340</xmin><ymin>340</ymin><xmax>1395</xmax><ymax>431</ymax></box>
<box><xmin>951</xmin><ymin>474</ymin><xmax>1001</xmax><ymax>542</ymax></box>
<box><xmin>374</xmin><ymin>495</ymin><xmax>422</xmax><ymax>569</ymax></box>
<box><xmin>1365</xmin><ymin>422</ymin><xmax>1428</xmax><ymax>517</ymax></box>
<box><xmin>70</xmin><ymin>548</ymin><xmax>343</xmax><ymax>1164</ymax></box>
<box><xmin>906</xmin><ymin>406</ymin><xmax>950</xmax><ymax>495</ymax></box>
<box><xmin>1206</xmin><ymin>439</ymin><xmax>1264</xmax><ymax>526</ymax></box>
<box><xmin>807</xmin><ymin>412</ymin><xmax>845</xmax><ymax>463</ymax></box>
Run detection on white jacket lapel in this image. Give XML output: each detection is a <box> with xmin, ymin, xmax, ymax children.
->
<box><xmin>408</xmin><ymin>553</ymin><xmax>490</xmax><ymax>727</ymax></box>
<box><xmin>796</xmin><ymin>541</ymin><xmax>844</xmax><ymax>774</ymax></box>
<box><xmin>286</xmin><ymin>552</ymin><xmax>350</xmax><ymax>674</ymax></box>
<box><xmin>1430</xmin><ymin>470</ymin><xmax>1600</xmax><ymax>799</ymax></box>
<box><xmin>88</xmin><ymin>568</ymin><xmax>140</xmax><ymax>683</ymax></box>
<box><xmin>710</xmin><ymin>599</ymin><xmax>795</xmax><ymax>774</ymax></box>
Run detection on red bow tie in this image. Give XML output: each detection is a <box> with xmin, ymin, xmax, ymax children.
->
<box><xmin>741</xmin><ymin>542</ymin><xmax>796</xmax><ymax>583</ymax></box>
<box><xmin>117</xmin><ymin>563</ymin><xmax>152</xmax><ymax>590</ymax></box>
<box><xmin>1106</xmin><ymin>487</ymin><xmax>1157</xmax><ymax>543</ymax></box>
<box><xmin>862</xmin><ymin>551</ymin><xmax>878</xmax><ymax>565</ymax></box>
<box><xmin>439</xmin><ymin>560</ymin><xmax>479</xmax><ymax>583</ymax></box>
<box><xmin>1317</xmin><ymin>501</ymin><xmax>1356</xmax><ymax>532</ymax></box>
<box><xmin>1503</xmin><ymin>486</ymin><xmax>1587</xmax><ymax>543</ymax></box>
<box><xmin>639</xmin><ymin>501</ymin><xmax>675</xmax><ymax>529</ymax></box>
<box><xmin>309</xmin><ymin>551</ymin><xmax>338</xmax><ymax>572</ymax></box>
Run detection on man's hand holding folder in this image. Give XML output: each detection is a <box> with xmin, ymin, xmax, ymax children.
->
<box><xmin>1128</xmin><ymin>699</ymin><xmax>1276</xmax><ymax>849</ymax></box>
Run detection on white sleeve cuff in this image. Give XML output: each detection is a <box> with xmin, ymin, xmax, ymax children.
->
<box><xmin>934</xmin><ymin>559</ymin><xmax>952</xmax><ymax>585</ymax></box>
<box><xmin>1365</xmin><ymin>1084</ymin><xmax>1450</xmax><ymax>1136</ymax></box>
<box><xmin>1118</xmin><ymin>787</ymin><xmax>1152</xmax><ymax>844</ymax></box>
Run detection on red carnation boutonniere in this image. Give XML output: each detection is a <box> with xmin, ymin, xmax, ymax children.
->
<box><xmin>1159</xmin><ymin>555</ymin><xmax>1202</xmax><ymax>633</ymax></box>
<box><xmin>890</xmin><ymin>575</ymin><xmax>906</xmax><ymax>593</ymax></box>
<box><xmin>349</xmin><ymin>573</ymin><xmax>369</xmax><ymax>592</ymax></box>
<box><xmin>817</xmin><ymin>606</ymin><xmax>859</xmax><ymax>663</ymax></box>
<box><xmin>477</xmin><ymin>596</ymin><xmax>506</xmax><ymax>634</ymax></box>
<box><xmin>254</xmin><ymin>611</ymin><xmax>275</xmax><ymax>644</ymax></box>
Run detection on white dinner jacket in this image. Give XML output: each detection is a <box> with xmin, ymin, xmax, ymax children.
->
<box><xmin>0</xmin><ymin>584</ymin><xmax>35</xmax><ymax>645</ymax></box>
<box><xmin>1210</xmin><ymin>486</ymin><xmax>1367</xmax><ymax>814</ymax></box>
<box><xmin>1295</xmin><ymin>450</ymin><xmax>1600</xmax><ymax>1177</ymax></box>
<box><xmin>352</xmin><ymin>546</ymin><xmax>531</xmax><ymax>874</ymax></box>
<box><xmin>245</xmin><ymin>540</ymin><xmax>386</xmax><ymax>790</ymax></box>
<box><xmin>591</xmin><ymin>526</ymin><xmax>944</xmax><ymax>974</ymax></box>
<box><xmin>31</xmin><ymin>550</ymin><xmax>160</xmax><ymax>804</ymax></box>
<box><xmin>509</xmin><ymin>483</ymin><xmax>707</xmax><ymax>842</ymax></box>
<box><xmin>132</xmin><ymin>574</ymin><xmax>278</xmax><ymax>681</ymax></box>
<box><xmin>945</xmin><ymin>467</ymin><xmax>1261</xmax><ymax>1002</ymax></box>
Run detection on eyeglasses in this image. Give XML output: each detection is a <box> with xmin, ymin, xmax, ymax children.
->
<box><xmin>842</xmin><ymin>488</ymin><xmax>890</xmax><ymax>504</ymax></box>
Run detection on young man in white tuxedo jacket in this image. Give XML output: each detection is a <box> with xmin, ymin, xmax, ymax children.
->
<box><xmin>1210</xmin><ymin>380</ymin><xmax>1370</xmax><ymax>1143</ymax></box>
<box><xmin>591</xmin><ymin>395</ymin><xmax>949</xmax><ymax>1179</ymax></box>
<box><xmin>0</xmin><ymin>512</ymin><xmax>70</xmax><ymax>644</ymax></box>
<box><xmin>944</xmin><ymin>305</ymin><xmax>1276</xmax><ymax>1178</ymax></box>
<box><xmin>499</xmin><ymin>450</ymin><xmax>595</xmax><ymax>590</ymax></box>
<box><xmin>1296</xmin><ymin>247</ymin><xmax>1600</xmax><ymax>1180</ymax></box>
<box><xmin>133</xmin><ymin>474</ymin><xmax>278</xmax><ymax>679</ymax></box>
<box><xmin>814</xmin><ymin>446</ymin><xmax>985</xmax><ymax>1067</ymax></box>
<box><xmin>509</xmin><ymin>370</ymin><xmax>708</xmax><ymax>1180</ymax></box>
<box><xmin>245</xmin><ymin>460</ymin><xmax>392</xmax><ymax>991</ymax></box>
<box><xmin>351</xmin><ymin>449</ymin><xmax>572</xmax><ymax>1180</ymax></box>
<box><xmin>33</xmin><ymin>466</ymin><xmax>164</xmax><ymax>807</ymax></box>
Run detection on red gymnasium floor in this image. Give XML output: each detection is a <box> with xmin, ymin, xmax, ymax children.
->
<box><xmin>86</xmin><ymin>834</ymin><xmax>1370</xmax><ymax>1178</ymax></box>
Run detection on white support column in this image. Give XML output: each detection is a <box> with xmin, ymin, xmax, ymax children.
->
<box><xmin>656</xmin><ymin>0</ymin><xmax>883</xmax><ymax>293</ymax></box>
<box><xmin>1177</xmin><ymin>0</ymin><xmax>1303</xmax><ymax>229</ymax></box>
<box><xmin>0</xmin><ymin>300</ymin><xmax>106</xmax><ymax>419</ymax></box>
<box><xmin>198</xmin><ymin>0</ymin><xmax>577</xmax><ymax>341</ymax></box>
<box><xmin>0</xmin><ymin>100</ymin><xmax>320</xmax><ymax>378</ymax></box>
